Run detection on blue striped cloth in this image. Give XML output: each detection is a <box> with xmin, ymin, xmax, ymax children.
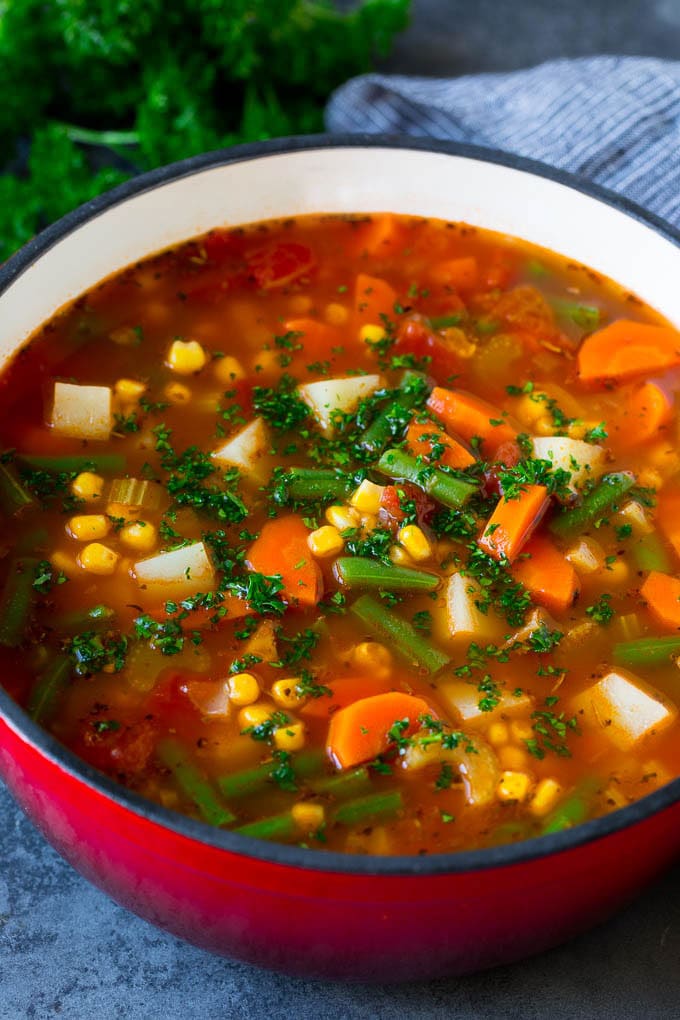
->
<box><xmin>325</xmin><ymin>56</ymin><xmax>680</xmax><ymax>228</ymax></box>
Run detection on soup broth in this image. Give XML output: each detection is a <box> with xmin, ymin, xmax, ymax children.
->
<box><xmin>2</xmin><ymin>212</ymin><xmax>680</xmax><ymax>856</ymax></box>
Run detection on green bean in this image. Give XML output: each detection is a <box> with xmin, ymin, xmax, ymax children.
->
<box><xmin>376</xmin><ymin>448</ymin><xmax>477</xmax><ymax>509</ymax></box>
<box><xmin>310</xmin><ymin>766</ymin><xmax>372</xmax><ymax>800</ymax></box>
<box><xmin>552</xmin><ymin>299</ymin><xmax>601</xmax><ymax>331</ymax></box>
<box><xmin>333</xmin><ymin>790</ymin><xmax>403</xmax><ymax>827</ymax></box>
<box><xmin>360</xmin><ymin>371</ymin><xmax>429</xmax><ymax>456</ymax></box>
<box><xmin>428</xmin><ymin>313</ymin><xmax>464</xmax><ymax>331</ymax></box>
<box><xmin>27</xmin><ymin>654</ymin><xmax>72</xmax><ymax>724</ymax></box>
<box><xmin>334</xmin><ymin>557</ymin><xmax>439</xmax><ymax>592</ymax></box>
<box><xmin>549</xmin><ymin>472</ymin><xmax>636</xmax><ymax>539</ymax></box>
<box><xmin>217</xmin><ymin>749</ymin><xmax>325</xmax><ymax>800</ymax></box>
<box><xmin>350</xmin><ymin>594</ymin><xmax>450</xmax><ymax>674</ymax></box>
<box><xmin>0</xmin><ymin>462</ymin><xmax>36</xmax><ymax>516</ymax></box>
<box><xmin>633</xmin><ymin>532</ymin><xmax>671</xmax><ymax>574</ymax></box>
<box><xmin>54</xmin><ymin>604</ymin><xmax>116</xmax><ymax>635</ymax></box>
<box><xmin>233</xmin><ymin>813</ymin><xmax>299</xmax><ymax>842</ymax></box>
<box><xmin>614</xmin><ymin>635</ymin><xmax>680</xmax><ymax>668</ymax></box>
<box><xmin>157</xmin><ymin>738</ymin><xmax>235</xmax><ymax>826</ymax></box>
<box><xmin>541</xmin><ymin>779</ymin><xmax>601</xmax><ymax>835</ymax></box>
<box><xmin>275</xmin><ymin>467</ymin><xmax>353</xmax><ymax>503</ymax></box>
<box><xmin>17</xmin><ymin>453</ymin><xmax>127</xmax><ymax>474</ymax></box>
<box><xmin>0</xmin><ymin>557</ymin><xmax>38</xmax><ymax>647</ymax></box>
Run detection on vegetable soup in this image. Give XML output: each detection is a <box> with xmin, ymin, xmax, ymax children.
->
<box><xmin>2</xmin><ymin>212</ymin><xmax>680</xmax><ymax>855</ymax></box>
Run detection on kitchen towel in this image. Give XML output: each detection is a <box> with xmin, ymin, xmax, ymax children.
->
<box><xmin>326</xmin><ymin>56</ymin><xmax>680</xmax><ymax>228</ymax></box>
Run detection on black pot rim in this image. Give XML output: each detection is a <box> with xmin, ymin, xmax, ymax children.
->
<box><xmin>1</xmin><ymin>132</ymin><xmax>680</xmax><ymax>879</ymax></box>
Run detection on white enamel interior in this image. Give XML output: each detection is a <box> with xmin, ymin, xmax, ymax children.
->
<box><xmin>1</xmin><ymin>145</ymin><xmax>679</xmax><ymax>366</ymax></box>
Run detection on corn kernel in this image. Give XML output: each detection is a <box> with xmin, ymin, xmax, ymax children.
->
<box><xmin>497</xmin><ymin>770</ymin><xmax>532</xmax><ymax>802</ymax></box>
<box><xmin>637</xmin><ymin>468</ymin><xmax>663</xmax><ymax>490</ymax></box>
<box><xmin>166</xmin><ymin>339</ymin><xmax>207</xmax><ymax>375</ymax></box>
<box><xmin>566</xmin><ymin>421</ymin><xmax>588</xmax><ymax>440</ymax></box>
<box><xmin>238</xmin><ymin>703</ymin><xmax>271</xmax><ymax>729</ymax></box>
<box><xmin>515</xmin><ymin>392</ymin><xmax>549</xmax><ymax>428</ymax></box>
<box><xmin>350</xmin><ymin>479</ymin><xmax>385</xmax><ymax>514</ymax></box>
<box><xmin>212</xmin><ymin>355</ymin><xmax>245</xmax><ymax>384</ymax></box>
<box><xmin>229</xmin><ymin>673</ymin><xmax>261</xmax><ymax>707</ymax></box>
<box><xmin>351</xmin><ymin>641</ymin><xmax>392</xmax><ymax>678</ymax></box>
<box><xmin>67</xmin><ymin>514</ymin><xmax>111</xmax><ymax>541</ymax></box>
<box><xmin>389</xmin><ymin>544</ymin><xmax>412</xmax><ymax>566</ymax></box>
<box><xmin>114</xmin><ymin>378</ymin><xmax>147</xmax><ymax>403</ymax></box>
<box><xmin>109</xmin><ymin>326</ymin><xmax>141</xmax><ymax>346</ymax></box>
<box><xmin>106</xmin><ymin>502</ymin><xmax>139</xmax><ymax>522</ymax></box>
<box><xmin>398</xmin><ymin>524</ymin><xmax>432</xmax><ymax>562</ymax></box>
<box><xmin>50</xmin><ymin>550</ymin><xmax>78</xmax><ymax>578</ymax></box>
<box><xmin>487</xmin><ymin>722</ymin><xmax>509</xmax><ymax>746</ymax></box>
<box><xmin>292</xmin><ymin>801</ymin><xmax>325</xmax><ymax>830</ymax></box>
<box><xmin>325</xmin><ymin>504</ymin><xmax>360</xmax><ymax>531</ymax></box>
<box><xmin>511</xmin><ymin>719</ymin><xmax>534</xmax><ymax>743</ymax></box>
<box><xmin>565</xmin><ymin>536</ymin><xmax>604</xmax><ymax>574</ymax></box>
<box><xmin>288</xmin><ymin>294</ymin><xmax>312</xmax><ymax>314</ymax></box>
<box><xmin>78</xmin><ymin>542</ymin><xmax>119</xmax><ymax>575</ymax></box>
<box><xmin>324</xmin><ymin>302</ymin><xmax>349</xmax><ymax>326</ymax></box>
<box><xmin>359</xmin><ymin>323</ymin><xmax>387</xmax><ymax>346</ymax></box>
<box><xmin>529</xmin><ymin>778</ymin><xmax>563</xmax><ymax>817</ymax></box>
<box><xmin>308</xmin><ymin>525</ymin><xmax>344</xmax><ymax>558</ymax></box>
<box><xmin>498</xmin><ymin>745</ymin><xmax>530</xmax><ymax>771</ymax></box>
<box><xmin>120</xmin><ymin>521</ymin><xmax>158</xmax><ymax>553</ymax></box>
<box><xmin>271</xmin><ymin>678</ymin><xmax>306</xmax><ymax>710</ymax></box>
<box><xmin>71</xmin><ymin>471</ymin><xmax>104</xmax><ymax>503</ymax></box>
<box><xmin>274</xmin><ymin>721</ymin><xmax>306</xmax><ymax>751</ymax></box>
<box><xmin>603</xmin><ymin>558</ymin><xmax>630</xmax><ymax>586</ymax></box>
<box><xmin>164</xmin><ymin>382</ymin><xmax>192</xmax><ymax>404</ymax></box>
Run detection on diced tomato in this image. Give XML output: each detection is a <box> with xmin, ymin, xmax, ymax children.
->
<box><xmin>247</xmin><ymin>242</ymin><xmax>315</xmax><ymax>289</ymax></box>
<box><xmin>202</xmin><ymin>228</ymin><xmax>244</xmax><ymax>264</ymax></box>
<box><xmin>379</xmin><ymin>483</ymin><xmax>435</xmax><ymax>530</ymax></box>
<box><xmin>72</xmin><ymin>716</ymin><xmax>158</xmax><ymax>779</ymax></box>
<box><xmin>395</xmin><ymin>319</ymin><xmax>460</xmax><ymax>384</ymax></box>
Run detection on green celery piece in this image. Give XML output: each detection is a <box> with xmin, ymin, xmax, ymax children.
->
<box><xmin>350</xmin><ymin>594</ymin><xmax>450</xmax><ymax>674</ymax></box>
<box><xmin>0</xmin><ymin>462</ymin><xmax>36</xmax><ymax>516</ymax></box>
<box><xmin>633</xmin><ymin>532</ymin><xmax>672</xmax><ymax>574</ymax></box>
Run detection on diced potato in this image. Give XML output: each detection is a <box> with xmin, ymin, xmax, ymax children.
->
<box><xmin>572</xmin><ymin>668</ymin><xmax>678</xmax><ymax>750</ymax></box>
<box><xmin>433</xmin><ymin>572</ymin><xmax>502</xmax><ymax>645</ymax></box>
<box><xmin>50</xmin><ymin>382</ymin><xmax>112</xmax><ymax>440</ymax></box>
<box><xmin>133</xmin><ymin>540</ymin><xmax>215</xmax><ymax>598</ymax></box>
<box><xmin>531</xmin><ymin>436</ymin><xmax>605</xmax><ymax>490</ymax></box>
<box><xmin>614</xmin><ymin>500</ymin><xmax>653</xmax><ymax>536</ymax></box>
<box><xmin>298</xmin><ymin>374</ymin><xmax>382</xmax><ymax>434</ymax></box>
<box><xmin>437</xmin><ymin>678</ymin><xmax>534</xmax><ymax>726</ymax></box>
<box><xmin>565</xmin><ymin>536</ymin><xmax>604</xmax><ymax>574</ymax></box>
<box><xmin>212</xmin><ymin>417</ymin><xmax>269</xmax><ymax>476</ymax></box>
<box><xmin>506</xmin><ymin>606</ymin><xmax>560</xmax><ymax>648</ymax></box>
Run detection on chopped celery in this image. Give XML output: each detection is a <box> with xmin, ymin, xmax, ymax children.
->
<box><xmin>633</xmin><ymin>532</ymin><xmax>672</xmax><ymax>574</ymax></box>
<box><xmin>109</xmin><ymin>478</ymin><xmax>162</xmax><ymax>509</ymax></box>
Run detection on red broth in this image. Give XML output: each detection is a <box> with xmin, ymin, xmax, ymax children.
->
<box><xmin>2</xmin><ymin>212</ymin><xmax>680</xmax><ymax>856</ymax></box>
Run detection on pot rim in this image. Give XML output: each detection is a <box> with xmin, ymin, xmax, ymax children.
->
<box><xmin>2</xmin><ymin>132</ymin><xmax>680</xmax><ymax>878</ymax></box>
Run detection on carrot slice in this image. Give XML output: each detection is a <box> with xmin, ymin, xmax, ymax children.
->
<box><xmin>621</xmin><ymin>380</ymin><xmax>673</xmax><ymax>443</ymax></box>
<box><xmin>246</xmin><ymin>515</ymin><xmax>322</xmax><ymax>608</ymax></box>
<box><xmin>657</xmin><ymin>486</ymin><xmax>680</xmax><ymax>562</ymax></box>
<box><xmin>327</xmin><ymin>691</ymin><xmax>431</xmax><ymax>769</ymax></box>
<box><xmin>427</xmin><ymin>386</ymin><xmax>518</xmax><ymax>456</ymax></box>
<box><xmin>478</xmin><ymin>485</ymin><xmax>550</xmax><ymax>563</ymax></box>
<box><xmin>405</xmin><ymin>417</ymin><xmax>475</xmax><ymax>469</ymax></box>
<box><xmin>578</xmin><ymin>320</ymin><xmax>680</xmax><ymax>383</ymax></box>
<box><xmin>512</xmin><ymin>535</ymin><xmax>579</xmax><ymax>615</ymax></box>
<box><xmin>640</xmin><ymin>570</ymin><xmax>680</xmax><ymax>630</ymax></box>
<box><xmin>429</xmin><ymin>256</ymin><xmax>479</xmax><ymax>290</ymax></box>
<box><xmin>302</xmin><ymin>675</ymin><xmax>394</xmax><ymax>720</ymax></box>
<box><xmin>355</xmin><ymin>273</ymin><xmax>397</xmax><ymax>325</ymax></box>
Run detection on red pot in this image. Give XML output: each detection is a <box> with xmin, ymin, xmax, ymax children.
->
<box><xmin>1</xmin><ymin>137</ymin><xmax>680</xmax><ymax>981</ymax></box>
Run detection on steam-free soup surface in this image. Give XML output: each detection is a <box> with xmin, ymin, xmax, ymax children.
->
<box><xmin>2</xmin><ymin>212</ymin><xmax>680</xmax><ymax>855</ymax></box>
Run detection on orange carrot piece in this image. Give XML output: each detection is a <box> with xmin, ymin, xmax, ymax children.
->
<box><xmin>427</xmin><ymin>386</ymin><xmax>518</xmax><ymax>456</ymax></box>
<box><xmin>429</xmin><ymin>256</ymin><xmax>479</xmax><ymax>290</ymax></box>
<box><xmin>578</xmin><ymin>320</ymin><xmax>680</xmax><ymax>383</ymax></box>
<box><xmin>355</xmin><ymin>273</ymin><xmax>397</xmax><ymax>325</ymax></box>
<box><xmin>512</xmin><ymin>535</ymin><xmax>579</xmax><ymax>615</ymax></box>
<box><xmin>327</xmin><ymin>691</ymin><xmax>431</xmax><ymax>769</ymax></box>
<box><xmin>640</xmin><ymin>570</ymin><xmax>680</xmax><ymax>630</ymax></box>
<box><xmin>405</xmin><ymin>417</ymin><xmax>475</xmax><ymax>469</ymax></box>
<box><xmin>349</xmin><ymin>214</ymin><xmax>403</xmax><ymax>257</ymax></box>
<box><xmin>283</xmin><ymin>318</ymin><xmax>341</xmax><ymax>361</ymax></box>
<box><xmin>246</xmin><ymin>515</ymin><xmax>322</xmax><ymax>608</ymax></box>
<box><xmin>657</xmin><ymin>486</ymin><xmax>680</xmax><ymax>562</ymax></box>
<box><xmin>622</xmin><ymin>380</ymin><xmax>673</xmax><ymax>443</ymax></box>
<box><xmin>301</xmin><ymin>675</ymin><xmax>394</xmax><ymax>720</ymax></box>
<box><xmin>478</xmin><ymin>485</ymin><xmax>550</xmax><ymax>563</ymax></box>
<box><xmin>149</xmin><ymin>594</ymin><xmax>249</xmax><ymax>631</ymax></box>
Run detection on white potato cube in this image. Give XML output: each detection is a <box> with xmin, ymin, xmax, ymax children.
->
<box><xmin>531</xmin><ymin>436</ymin><xmax>605</xmax><ymax>490</ymax></box>
<box><xmin>572</xmin><ymin>669</ymin><xmax>677</xmax><ymax>750</ymax></box>
<box><xmin>134</xmin><ymin>541</ymin><xmax>215</xmax><ymax>598</ymax></box>
<box><xmin>50</xmin><ymin>382</ymin><xmax>112</xmax><ymax>440</ymax></box>
<box><xmin>437</xmin><ymin>679</ymin><xmax>534</xmax><ymax>726</ymax></box>
<box><xmin>433</xmin><ymin>572</ymin><xmax>502</xmax><ymax>645</ymax></box>
<box><xmin>212</xmin><ymin>417</ymin><xmax>269</xmax><ymax>475</ymax></box>
<box><xmin>298</xmin><ymin>375</ymin><xmax>382</xmax><ymax>434</ymax></box>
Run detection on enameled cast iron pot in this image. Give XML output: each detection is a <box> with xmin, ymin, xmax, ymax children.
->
<box><xmin>1</xmin><ymin>137</ymin><xmax>680</xmax><ymax>982</ymax></box>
